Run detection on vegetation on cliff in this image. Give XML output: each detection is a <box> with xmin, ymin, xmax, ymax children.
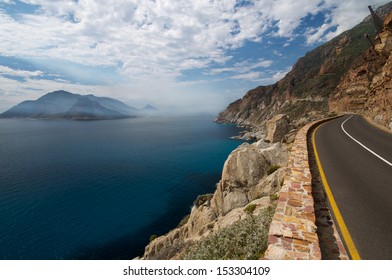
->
<box><xmin>183</xmin><ymin>206</ymin><xmax>274</xmax><ymax>260</ymax></box>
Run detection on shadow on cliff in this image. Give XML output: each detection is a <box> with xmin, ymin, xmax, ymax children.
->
<box><xmin>66</xmin><ymin>172</ymin><xmax>220</xmax><ymax>260</ymax></box>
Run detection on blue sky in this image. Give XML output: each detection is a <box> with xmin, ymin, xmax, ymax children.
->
<box><xmin>0</xmin><ymin>0</ymin><xmax>388</xmax><ymax>114</ymax></box>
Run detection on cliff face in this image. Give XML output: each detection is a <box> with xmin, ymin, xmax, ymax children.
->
<box><xmin>329</xmin><ymin>13</ymin><xmax>392</xmax><ymax>129</ymax></box>
<box><xmin>143</xmin><ymin>141</ymin><xmax>288</xmax><ymax>260</ymax></box>
<box><xmin>216</xmin><ymin>3</ymin><xmax>392</xmax><ymax>131</ymax></box>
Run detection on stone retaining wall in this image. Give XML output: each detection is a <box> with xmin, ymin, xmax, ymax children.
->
<box><xmin>264</xmin><ymin>118</ymin><xmax>348</xmax><ymax>260</ymax></box>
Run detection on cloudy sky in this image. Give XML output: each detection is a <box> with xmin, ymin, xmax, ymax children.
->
<box><xmin>0</xmin><ymin>0</ymin><xmax>388</xmax><ymax>114</ymax></box>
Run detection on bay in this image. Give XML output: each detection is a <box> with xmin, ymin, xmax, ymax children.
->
<box><xmin>0</xmin><ymin>116</ymin><xmax>241</xmax><ymax>259</ymax></box>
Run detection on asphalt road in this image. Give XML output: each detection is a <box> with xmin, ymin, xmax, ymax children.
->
<box><xmin>314</xmin><ymin>114</ymin><xmax>392</xmax><ymax>259</ymax></box>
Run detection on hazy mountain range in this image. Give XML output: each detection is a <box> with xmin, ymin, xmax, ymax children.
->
<box><xmin>0</xmin><ymin>90</ymin><xmax>158</xmax><ymax>120</ymax></box>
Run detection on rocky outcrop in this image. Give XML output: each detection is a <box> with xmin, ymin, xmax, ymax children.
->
<box><xmin>143</xmin><ymin>141</ymin><xmax>288</xmax><ymax>260</ymax></box>
<box><xmin>329</xmin><ymin>11</ymin><xmax>392</xmax><ymax>130</ymax></box>
<box><xmin>265</xmin><ymin>114</ymin><xmax>289</xmax><ymax>143</ymax></box>
<box><xmin>211</xmin><ymin>142</ymin><xmax>288</xmax><ymax>216</ymax></box>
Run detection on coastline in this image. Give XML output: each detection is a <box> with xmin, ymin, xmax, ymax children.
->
<box><xmin>142</xmin><ymin>118</ymin><xmax>290</xmax><ymax>259</ymax></box>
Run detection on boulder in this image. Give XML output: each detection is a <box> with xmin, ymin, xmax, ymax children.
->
<box><xmin>265</xmin><ymin>114</ymin><xmax>289</xmax><ymax>143</ymax></box>
<box><xmin>211</xmin><ymin>142</ymin><xmax>288</xmax><ymax>215</ymax></box>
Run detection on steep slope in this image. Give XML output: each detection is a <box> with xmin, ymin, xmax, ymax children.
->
<box><xmin>65</xmin><ymin>96</ymin><xmax>129</xmax><ymax>120</ymax></box>
<box><xmin>0</xmin><ymin>90</ymin><xmax>79</xmax><ymax>118</ymax></box>
<box><xmin>329</xmin><ymin>13</ymin><xmax>392</xmax><ymax>129</ymax></box>
<box><xmin>216</xmin><ymin>2</ymin><xmax>392</xmax><ymax>130</ymax></box>
<box><xmin>94</xmin><ymin>96</ymin><xmax>139</xmax><ymax>115</ymax></box>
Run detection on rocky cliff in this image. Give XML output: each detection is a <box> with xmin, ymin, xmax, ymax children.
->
<box><xmin>216</xmin><ymin>2</ymin><xmax>392</xmax><ymax>131</ymax></box>
<box><xmin>329</xmin><ymin>12</ymin><xmax>392</xmax><ymax>129</ymax></box>
<box><xmin>143</xmin><ymin>141</ymin><xmax>288</xmax><ymax>260</ymax></box>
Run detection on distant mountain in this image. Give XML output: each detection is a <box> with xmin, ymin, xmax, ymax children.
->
<box><xmin>142</xmin><ymin>104</ymin><xmax>158</xmax><ymax>111</ymax></box>
<box><xmin>140</xmin><ymin>104</ymin><xmax>159</xmax><ymax>116</ymax></box>
<box><xmin>0</xmin><ymin>90</ymin><xmax>141</xmax><ymax>120</ymax></box>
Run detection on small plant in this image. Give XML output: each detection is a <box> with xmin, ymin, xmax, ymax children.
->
<box><xmin>244</xmin><ymin>204</ymin><xmax>257</xmax><ymax>214</ymax></box>
<box><xmin>270</xmin><ymin>193</ymin><xmax>279</xmax><ymax>201</ymax></box>
<box><xmin>149</xmin><ymin>234</ymin><xmax>158</xmax><ymax>242</ymax></box>
<box><xmin>267</xmin><ymin>165</ymin><xmax>281</xmax><ymax>175</ymax></box>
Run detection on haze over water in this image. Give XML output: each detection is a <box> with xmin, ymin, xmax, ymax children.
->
<box><xmin>0</xmin><ymin>116</ymin><xmax>241</xmax><ymax>259</ymax></box>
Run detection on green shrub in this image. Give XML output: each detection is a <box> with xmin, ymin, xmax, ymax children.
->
<box><xmin>183</xmin><ymin>207</ymin><xmax>275</xmax><ymax>260</ymax></box>
<box><xmin>244</xmin><ymin>204</ymin><xmax>257</xmax><ymax>214</ymax></box>
<box><xmin>149</xmin><ymin>234</ymin><xmax>158</xmax><ymax>242</ymax></box>
<box><xmin>270</xmin><ymin>193</ymin><xmax>279</xmax><ymax>201</ymax></box>
<box><xmin>267</xmin><ymin>165</ymin><xmax>281</xmax><ymax>175</ymax></box>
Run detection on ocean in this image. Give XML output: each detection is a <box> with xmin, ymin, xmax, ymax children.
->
<box><xmin>0</xmin><ymin>116</ymin><xmax>241</xmax><ymax>259</ymax></box>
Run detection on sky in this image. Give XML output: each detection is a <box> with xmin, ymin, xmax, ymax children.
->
<box><xmin>0</xmin><ymin>0</ymin><xmax>388</xmax><ymax>114</ymax></box>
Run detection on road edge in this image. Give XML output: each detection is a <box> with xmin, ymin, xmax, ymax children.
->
<box><xmin>311</xmin><ymin>118</ymin><xmax>361</xmax><ymax>260</ymax></box>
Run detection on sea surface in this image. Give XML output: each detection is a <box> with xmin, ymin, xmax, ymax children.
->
<box><xmin>0</xmin><ymin>116</ymin><xmax>241</xmax><ymax>259</ymax></box>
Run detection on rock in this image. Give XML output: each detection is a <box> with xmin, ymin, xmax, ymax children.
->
<box><xmin>216</xmin><ymin>196</ymin><xmax>271</xmax><ymax>230</ymax></box>
<box><xmin>265</xmin><ymin>114</ymin><xmax>289</xmax><ymax>143</ymax></box>
<box><xmin>385</xmin><ymin>12</ymin><xmax>392</xmax><ymax>30</ymax></box>
<box><xmin>211</xmin><ymin>142</ymin><xmax>288</xmax><ymax>215</ymax></box>
<box><xmin>186</xmin><ymin>203</ymin><xmax>217</xmax><ymax>237</ymax></box>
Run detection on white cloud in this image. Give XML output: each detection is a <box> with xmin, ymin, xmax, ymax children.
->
<box><xmin>208</xmin><ymin>58</ymin><xmax>273</xmax><ymax>78</ymax></box>
<box><xmin>306</xmin><ymin>23</ymin><xmax>333</xmax><ymax>44</ymax></box>
<box><xmin>0</xmin><ymin>0</ymin><xmax>389</xmax><ymax>113</ymax></box>
<box><xmin>0</xmin><ymin>65</ymin><xmax>43</xmax><ymax>78</ymax></box>
<box><xmin>230</xmin><ymin>71</ymin><xmax>261</xmax><ymax>81</ymax></box>
<box><xmin>272</xmin><ymin>67</ymin><xmax>291</xmax><ymax>81</ymax></box>
<box><xmin>0</xmin><ymin>0</ymin><xmax>387</xmax><ymax>79</ymax></box>
<box><xmin>305</xmin><ymin>0</ymin><xmax>388</xmax><ymax>44</ymax></box>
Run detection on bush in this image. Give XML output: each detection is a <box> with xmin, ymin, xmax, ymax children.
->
<box><xmin>149</xmin><ymin>234</ymin><xmax>158</xmax><ymax>242</ymax></box>
<box><xmin>183</xmin><ymin>207</ymin><xmax>275</xmax><ymax>260</ymax></box>
<box><xmin>267</xmin><ymin>165</ymin><xmax>281</xmax><ymax>175</ymax></box>
<box><xmin>244</xmin><ymin>204</ymin><xmax>257</xmax><ymax>214</ymax></box>
<box><xmin>270</xmin><ymin>193</ymin><xmax>279</xmax><ymax>201</ymax></box>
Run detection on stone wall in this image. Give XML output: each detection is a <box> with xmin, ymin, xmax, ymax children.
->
<box><xmin>264</xmin><ymin>118</ymin><xmax>348</xmax><ymax>260</ymax></box>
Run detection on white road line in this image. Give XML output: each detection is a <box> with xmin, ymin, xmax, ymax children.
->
<box><xmin>341</xmin><ymin>115</ymin><xmax>392</xmax><ymax>167</ymax></box>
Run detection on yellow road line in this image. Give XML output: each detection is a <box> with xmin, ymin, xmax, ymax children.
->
<box><xmin>312</xmin><ymin>123</ymin><xmax>361</xmax><ymax>260</ymax></box>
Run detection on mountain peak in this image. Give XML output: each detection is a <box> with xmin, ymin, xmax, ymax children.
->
<box><xmin>40</xmin><ymin>90</ymin><xmax>76</xmax><ymax>97</ymax></box>
<box><xmin>143</xmin><ymin>104</ymin><xmax>158</xmax><ymax>111</ymax></box>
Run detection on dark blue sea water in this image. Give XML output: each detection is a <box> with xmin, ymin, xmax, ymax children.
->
<box><xmin>0</xmin><ymin>116</ymin><xmax>241</xmax><ymax>259</ymax></box>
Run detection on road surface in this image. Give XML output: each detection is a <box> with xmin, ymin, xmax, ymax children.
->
<box><xmin>313</xmin><ymin>114</ymin><xmax>392</xmax><ymax>259</ymax></box>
